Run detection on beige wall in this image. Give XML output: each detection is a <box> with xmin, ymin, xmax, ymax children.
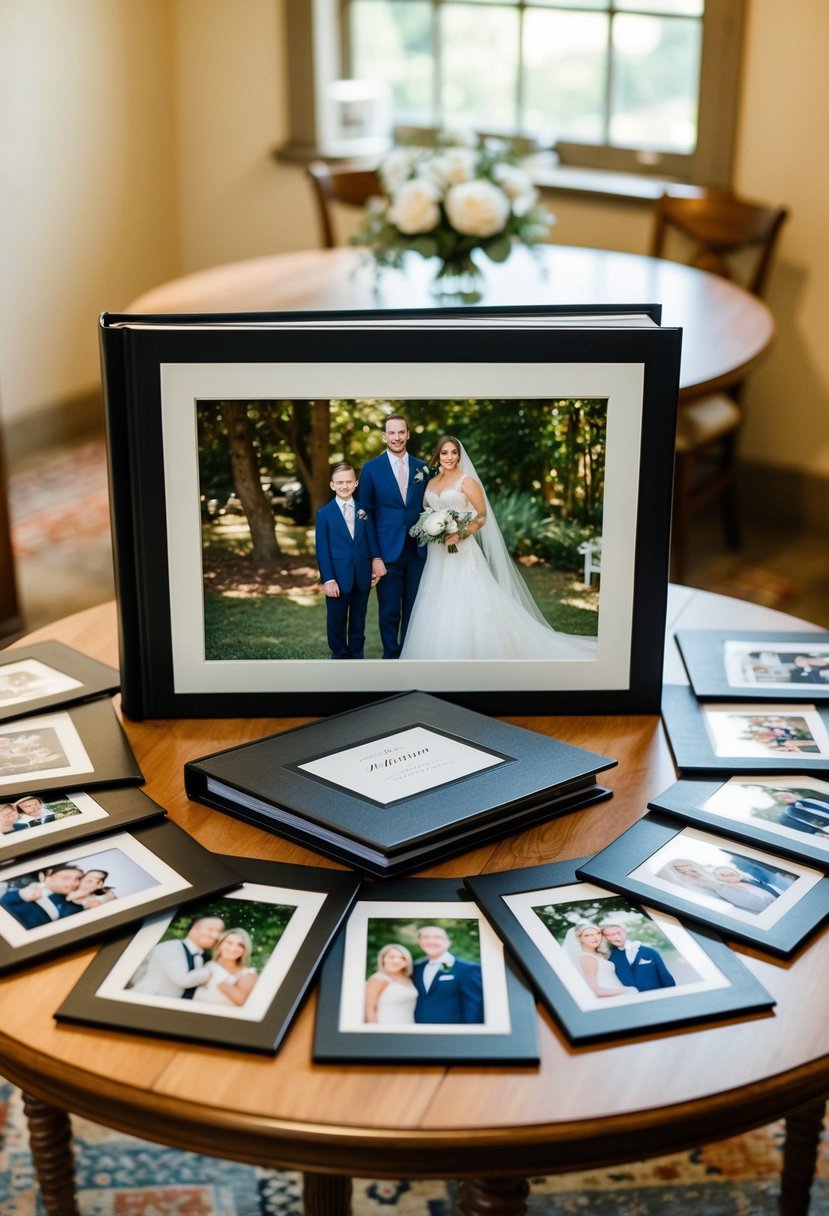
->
<box><xmin>0</xmin><ymin>1</ymin><xmax>179</xmax><ymax>435</ymax></box>
<box><xmin>1</xmin><ymin>0</ymin><xmax>827</xmax><ymax>483</ymax></box>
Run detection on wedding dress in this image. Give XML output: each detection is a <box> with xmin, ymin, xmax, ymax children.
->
<box><xmin>374</xmin><ymin>976</ymin><xmax>419</xmax><ymax>1024</ymax></box>
<box><xmin>399</xmin><ymin>470</ymin><xmax>597</xmax><ymax>663</ymax></box>
<box><xmin>192</xmin><ymin>961</ymin><xmax>257</xmax><ymax>1006</ymax></box>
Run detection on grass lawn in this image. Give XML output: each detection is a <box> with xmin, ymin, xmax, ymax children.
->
<box><xmin>204</xmin><ymin>558</ymin><xmax>598</xmax><ymax>661</ymax></box>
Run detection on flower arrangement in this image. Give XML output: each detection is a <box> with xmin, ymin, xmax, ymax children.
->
<box><xmin>353</xmin><ymin>132</ymin><xmax>554</xmax><ymax>294</ymax></box>
<box><xmin>409</xmin><ymin>505</ymin><xmax>474</xmax><ymax>553</ymax></box>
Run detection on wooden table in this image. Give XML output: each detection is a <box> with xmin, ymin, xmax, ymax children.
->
<box><xmin>1</xmin><ymin>587</ymin><xmax>826</xmax><ymax>1216</ymax></box>
<box><xmin>125</xmin><ymin>244</ymin><xmax>775</xmax><ymax>405</ymax></box>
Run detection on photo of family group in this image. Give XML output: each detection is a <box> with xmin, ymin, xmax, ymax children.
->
<box><xmin>704</xmin><ymin>705</ymin><xmax>829</xmax><ymax>760</ymax></box>
<box><xmin>196</xmin><ymin>397</ymin><xmax>604</xmax><ymax>668</ymax></box>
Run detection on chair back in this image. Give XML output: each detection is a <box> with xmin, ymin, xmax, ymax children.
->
<box><xmin>650</xmin><ymin>191</ymin><xmax>788</xmax><ymax>297</ymax></box>
<box><xmin>306</xmin><ymin>159</ymin><xmax>384</xmax><ymax>248</ymax></box>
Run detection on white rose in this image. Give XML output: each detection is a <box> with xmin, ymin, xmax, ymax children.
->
<box><xmin>492</xmin><ymin>163</ymin><xmax>539</xmax><ymax>216</ymax></box>
<box><xmin>388</xmin><ymin>178</ymin><xmax>441</xmax><ymax>234</ymax></box>
<box><xmin>422</xmin><ymin>510</ymin><xmax>449</xmax><ymax>537</ymax></box>
<box><xmin>426</xmin><ymin>147</ymin><xmax>477</xmax><ymax>188</ymax></box>
<box><xmin>444</xmin><ymin>179</ymin><xmax>511</xmax><ymax>237</ymax></box>
<box><xmin>379</xmin><ymin>147</ymin><xmax>417</xmax><ymax>195</ymax></box>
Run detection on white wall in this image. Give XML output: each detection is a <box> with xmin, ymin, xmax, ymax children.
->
<box><xmin>0</xmin><ymin>1</ymin><xmax>179</xmax><ymax>431</ymax></box>
<box><xmin>1</xmin><ymin>0</ymin><xmax>827</xmax><ymax>484</ymax></box>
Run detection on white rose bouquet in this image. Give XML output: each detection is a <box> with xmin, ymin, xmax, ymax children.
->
<box><xmin>354</xmin><ymin>132</ymin><xmax>554</xmax><ymax>289</ymax></box>
<box><xmin>409</xmin><ymin>506</ymin><xmax>474</xmax><ymax>554</ymax></box>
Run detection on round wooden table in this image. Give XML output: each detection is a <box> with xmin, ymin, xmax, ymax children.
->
<box><xmin>1</xmin><ymin>588</ymin><xmax>826</xmax><ymax>1216</ymax></box>
<box><xmin>125</xmin><ymin>244</ymin><xmax>775</xmax><ymax>404</ymax></box>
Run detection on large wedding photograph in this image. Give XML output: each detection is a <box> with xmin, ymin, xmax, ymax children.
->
<box><xmin>197</xmin><ymin>395</ymin><xmax>604</xmax><ymax>664</ymax></box>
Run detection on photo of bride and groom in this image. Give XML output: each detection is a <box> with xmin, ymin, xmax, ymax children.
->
<box><xmin>363</xmin><ymin>922</ymin><xmax>484</xmax><ymax>1027</ymax></box>
<box><xmin>199</xmin><ymin>397</ymin><xmax>603</xmax><ymax>666</ymax></box>
<box><xmin>317</xmin><ymin>414</ymin><xmax>599</xmax><ymax>664</ymax></box>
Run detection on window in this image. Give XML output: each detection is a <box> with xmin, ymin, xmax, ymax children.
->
<box><xmin>282</xmin><ymin>0</ymin><xmax>745</xmax><ymax>188</ymax></box>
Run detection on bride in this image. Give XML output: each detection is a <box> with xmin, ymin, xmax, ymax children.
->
<box><xmin>399</xmin><ymin>435</ymin><xmax>598</xmax><ymax>661</ymax></box>
<box><xmin>563</xmin><ymin>923</ymin><xmax>638</xmax><ymax>998</ymax></box>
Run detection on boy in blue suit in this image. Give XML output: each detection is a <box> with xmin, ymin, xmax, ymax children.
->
<box><xmin>600</xmin><ymin>923</ymin><xmax>676</xmax><ymax>991</ymax></box>
<box><xmin>315</xmin><ymin>463</ymin><xmax>379</xmax><ymax>659</ymax></box>
<box><xmin>358</xmin><ymin>414</ymin><xmax>429</xmax><ymax>658</ymax></box>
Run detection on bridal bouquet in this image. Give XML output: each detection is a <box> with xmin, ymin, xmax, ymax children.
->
<box><xmin>410</xmin><ymin>506</ymin><xmax>474</xmax><ymax>554</ymax></box>
<box><xmin>353</xmin><ymin>132</ymin><xmax>554</xmax><ymax>288</ymax></box>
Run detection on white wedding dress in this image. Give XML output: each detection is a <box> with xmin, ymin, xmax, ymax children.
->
<box><xmin>192</xmin><ymin>960</ymin><xmax>257</xmax><ymax>1006</ymax></box>
<box><xmin>375</xmin><ymin>976</ymin><xmax>419</xmax><ymax>1024</ymax></box>
<box><xmin>580</xmin><ymin>953</ymin><xmax>627</xmax><ymax>992</ymax></box>
<box><xmin>399</xmin><ymin>477</ymin><xmax>598</xmax><ymax>662</ymax></box>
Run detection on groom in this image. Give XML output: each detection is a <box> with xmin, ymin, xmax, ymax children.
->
<box><xmin>600</xmin><ymin>922</ymin><xmax>676</xmax><ymax>991</ymax></box>
<box><xmin>412</xmin><ymin>925</ymin><xmax>484</xmax><ymax>1024</ymax></box>
<box><xmin>359</xmin><ymin>414</ymin><xmax>429</xmax><ymax>658</ymax></box>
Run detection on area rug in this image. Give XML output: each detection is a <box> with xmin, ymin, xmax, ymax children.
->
<box><xmin>1</xmin><ymin>1081</ymin><xmax>827</xmax><ymax>1215</ymax></box>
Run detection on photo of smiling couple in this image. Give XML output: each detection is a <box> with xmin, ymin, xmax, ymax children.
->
<box><xmin>315</xmin><ymin>412</ymin><xmax>599</xmax><ymax>663</ymax></box>
<box><xmin>363</xmin><ymin>924</ymin><xmax>484</xmax><ymax>1026</ymax></box>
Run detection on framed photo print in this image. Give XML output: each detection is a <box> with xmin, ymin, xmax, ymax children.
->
<box><xmin>661</xmin><ymin>685</ymin><xmax>829</xmax><ymax>776</ymax></box>
<box><xmin>465</xmin><ymin>860</ymin><xmax>774</xmax><ymax>1044</ymax></box>
<box><xmin>56</xmin><ymin>858</ymin><xmax>361</xmax><ymax>1053</ymax></box>
<box><xmin>0</xmin><ymin>820</ymin><xmax>238</xmax><ymax>974</ymax></box>
<box><xmin>0</xmin><ymin>641</ymin><xmax>120</xmax><ymax>723</ymax></box>
<box><xmin>577</xmin><ymin>813</ymin><xmax>829</xmax><ymax>957</ymax></box>
<box><xmin>649</xmin><ymin>777</ymin><xmax>829</xmax><ymax>870</ymax></box>
<box><xmin>0</xmin><ymin>698</ymin><xmax>143</xmax><ymax>796</ymax></box>
<box><xmin>102</xmin><ymin>306</ymin><xmax>681</xmax><ymax>718</ymax></box>
<box><xmin>312</xmin><ymin>878</ymin><xmax>539</xmax><ymax>1065</ymax></box>
<box><xmin>0</xmin><ymin>787</ymin><xmax>166</xmax><ymax>865</ymax></box>
<box><xmin>676</xmin><ymin>630</ymin><xmax>829</xmax><ymax>701</ymax></box>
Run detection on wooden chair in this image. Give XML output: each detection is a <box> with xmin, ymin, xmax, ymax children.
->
<box><xmin>305</xmin><ymin>159</ymin><xmax>383</xmax><ymax>248</ymax></box>
<box><xmin>650</xmin><ymin>190</ymin><xmax>789</xmax><ymax>581</ymax></box>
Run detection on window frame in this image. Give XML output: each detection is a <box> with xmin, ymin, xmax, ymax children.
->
<box><xmin>281</xmin><ymin>0</ymin><xmax>745</xmax><ymax>190</ymax></box>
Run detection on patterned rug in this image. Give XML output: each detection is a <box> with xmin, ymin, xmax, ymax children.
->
<box><xmin>1</xmin><ymin>1081</ymin><xmax>827</xmax><ymax>1215</ymax></box>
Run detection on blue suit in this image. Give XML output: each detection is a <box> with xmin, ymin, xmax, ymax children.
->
<box><xmin>412</xmin><ymin>956</ymin><xmax>484</xmax><ymax>1024</ymax></box>
<box><xmin>778</xmin><ymin>797</ymin><xmax>829</xmax><ymax>835</ymax></box>
<box><xmin>607</xmin><ymin>943</ymin><xmax>676</xmax><ymax>991</ymax></box>
<box><xmin>0</xmin><ymin>886</ymin><xmax>83</xmax><ymax>929</ymax></box>
<box><xmin>315</xmin><ymin>497</ymin><xmax>378</xmax><ymax>659</ymax></box>
<box><xmin>358</xmin><ymin>451</ymin><xmax>428</xmax><ymax>658</ymax></box>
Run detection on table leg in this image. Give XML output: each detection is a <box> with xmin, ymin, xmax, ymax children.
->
<box><xmin>302</xmin><ymin>1171</ymin><xmax>353</xmax><ymax>1216</ymax></box>
<box><xmin>458</xmin><ymin>1177</ymin><xmax>530</xmax><ymax>1216</ymax></box>
<box><xmin>21</xmin><ymin>1091</ymin><xmax>80</xmax><ymax>1216</ymax></box>
<box><xmin>779</xmin><ymin>1098</ymin><xmax>826</xmax><ymax>1216</ymax></box>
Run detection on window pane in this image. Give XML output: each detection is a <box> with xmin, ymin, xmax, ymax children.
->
<box><xmin>616</xmin><ymin>0</ymin><xmax>703</xmax><ymax>14</ymax></box>
<box><xmin>350</xmin><ymin>1</ymin><xmax>434</xmax><ymax>126</ymax></box>
<box><xmin>440</xmin><ymin>6</ymin><xmax>520</xmax><ymax>132</ymax></box>
<box><xmin>522</xmin><ymin>9</ymin><xmax>609</xmax><ymax>143</ymax></box>
<box><xmin>610</xmin><ymin>13</ymin><xmax>702</xmax><ymax>152</ymax></box>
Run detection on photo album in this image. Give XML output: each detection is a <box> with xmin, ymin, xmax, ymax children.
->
<box><xmin>100</xmin><ymin>304</ymin><xmax>681</xmax><ymax>718</ymax></box>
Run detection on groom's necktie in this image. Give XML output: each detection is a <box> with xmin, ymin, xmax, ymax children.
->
<box><xmin>396</xmin><ymin>457</ymin><xmax>408</xmax><ymax>499</ymax></box>
<box><xmin>181</xmin><ymin>942</ymin><xmax>202</xmax><ymax>999</ymax></box>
